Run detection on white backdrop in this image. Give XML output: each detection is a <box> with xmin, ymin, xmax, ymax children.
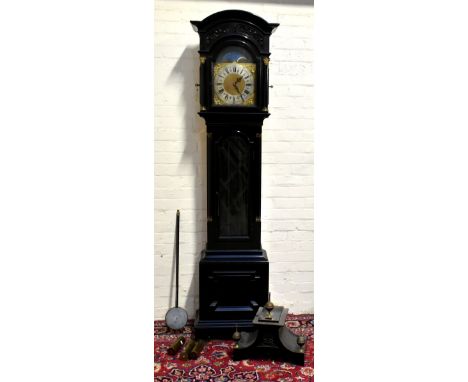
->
<box><xmin>154</xmin><ymin>0</ymin><xmax>315</xmax><ymax>319</ymax></box>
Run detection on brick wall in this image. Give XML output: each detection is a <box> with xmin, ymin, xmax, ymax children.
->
<box><xmin>155</xmin><ymin>0</ymin><xmax>314</xmax><ymax>319</ymax></box>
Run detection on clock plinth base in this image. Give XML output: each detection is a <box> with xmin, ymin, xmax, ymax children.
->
<box><xmin>195</xmin><ymin>249</ymin><xmax>269</xmax><ymax>339</ymax></box>
<box><xmin>232</xmin><ymin>307</ymin><xmax>306</xmax><ymax>366</ymax></box>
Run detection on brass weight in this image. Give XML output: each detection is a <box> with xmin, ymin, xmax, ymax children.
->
<box><xmin>189</xmin><ymin>340</ymin><xmax>206</xmax><ymax>360</ymax></box>
<box><xmin>180</xmin><ymin>339</ymin><xmax>197</xmax><ymax>360</ymax></box>
<box><xmin>167</xmin><ymin>336</ymin><xmax>185</xmax><ymax>355</ymax></box>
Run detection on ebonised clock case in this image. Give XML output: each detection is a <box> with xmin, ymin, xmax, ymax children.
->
<box><xmin>190</xmin><ymin>10</ymin><xmax>278</xmax><ymax>338</ymax></box>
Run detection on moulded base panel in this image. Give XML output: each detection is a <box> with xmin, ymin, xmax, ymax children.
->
<box><xmin>202</xmin><ymin>249</ymin><xmax>268</xmax><ymax>261</ymax></box>
<box><xmin>194</xmin><ymin>311</ymin><xmax>256</xmax><ymax>339</ymax></box>
<box><xmin>195</xmin><ymin>249</ymin><xmax>269</xmax><ymax>339</ymax></box>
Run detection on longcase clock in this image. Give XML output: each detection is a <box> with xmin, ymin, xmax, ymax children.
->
<box><xmin>191</xmin><ymin>10</ymin><xmax>279</xmax><ymax>338</ymax></box>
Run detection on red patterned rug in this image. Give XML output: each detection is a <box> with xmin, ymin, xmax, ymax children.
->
<box><xmin>155</xmin><ymin>314</ymin><xmax>314</xmax><ymax>382</ymax></box>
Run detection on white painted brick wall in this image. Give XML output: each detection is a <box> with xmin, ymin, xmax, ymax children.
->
<box><xmin>155</xmin><ymin>0</ymin><xmax>314</xmax><ymax>320</ymax></box>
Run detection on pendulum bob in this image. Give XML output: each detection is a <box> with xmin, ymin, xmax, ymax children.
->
<box><xmin>167</xmin><ymin>336</ymin><xmax>185</xmax><ymax>355</ymax></box>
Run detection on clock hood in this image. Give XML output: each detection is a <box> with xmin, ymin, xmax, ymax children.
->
<box><xmin>191</xmin><ymin>10</ymin><xmax>279</xmax><ymax>54</ymax></box>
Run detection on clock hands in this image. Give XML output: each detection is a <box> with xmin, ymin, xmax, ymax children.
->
<box><xmin>233</xmin><ymin>83</ymin><xmax>244</xmax><ymax>100</ymax></box>
<box><xmin>233</xmin><ymin>76</ymin><xmax>244</xmax><ymax>101</ymax></box>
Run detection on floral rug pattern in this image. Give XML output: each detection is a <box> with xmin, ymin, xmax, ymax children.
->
<box><xmin>155</xmin><ymin>314</ymin><xmax>314</xmax><ymax>381</ymax></box>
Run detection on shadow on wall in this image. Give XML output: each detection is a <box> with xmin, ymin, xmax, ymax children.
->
<box><xmin>166</xmin><ymin>45</ymin><xmax>206</xmax><ymax>319</ymax></box>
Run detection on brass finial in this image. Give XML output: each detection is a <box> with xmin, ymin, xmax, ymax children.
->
<box><xmin>297</xmin><ymin>332</ymin><xmax>306</xmax><ymax>353</ymax></box>
<box><xmin>264</xmin><ymin>292</ymin><xmax>274</xmax><ymax>319</ymax></box>
<box><xmin>233</xmin><ymin>325</ymin><xmax>241</xmax><ymax>348</ymax></box>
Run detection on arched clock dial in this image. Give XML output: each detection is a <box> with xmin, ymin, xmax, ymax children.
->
<box><xmin>213</xmin><ymin>62</ymin><xmax>256</xmax><ymax>106</ymax></box>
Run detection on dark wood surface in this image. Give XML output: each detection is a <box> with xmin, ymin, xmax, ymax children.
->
<box><xmin>191</xmin><ymin>10</ymin><xmax>278</xmax><ymax>338</ymax></box>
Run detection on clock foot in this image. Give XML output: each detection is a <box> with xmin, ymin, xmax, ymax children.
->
<box><xmin>232</xmin><ymin>326</ymin><xmax>305</xmax><ymax>366</ymax></box>
<box><xmin>232</xmin><ymin>306</ymin><xmax>306</xmax><ymax>366</ymax></box>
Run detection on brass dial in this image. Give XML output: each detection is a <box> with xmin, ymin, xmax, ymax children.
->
<box><xmin>213</xmin><ymin>62</ymin><xmax>256</xmax><ymax>106</ymax></box>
